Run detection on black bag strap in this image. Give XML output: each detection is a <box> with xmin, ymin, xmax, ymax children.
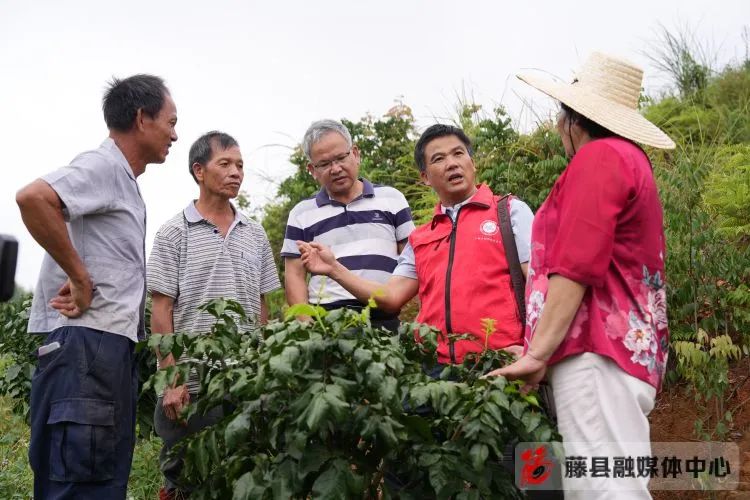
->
<box><xmin>497</xmin><ymin>194</ymin><xmax>526</xmax><ymax>325</ymax></box>
<box><xmin>498</xmin><ymin>197</ymin><xmax>558</xmax><ymax>425</ymax></box>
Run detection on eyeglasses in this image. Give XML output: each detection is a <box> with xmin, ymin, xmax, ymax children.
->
<box><xmin>312</xmin><ymin>150</ymin><xmax>352</xmax><ymax>171</ymax></box>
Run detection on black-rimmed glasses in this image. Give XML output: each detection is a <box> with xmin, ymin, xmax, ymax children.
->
<box><xmin>312</xmin><ymin>149</ymin><xmax>352</xmax><ymax>171</ymax></box>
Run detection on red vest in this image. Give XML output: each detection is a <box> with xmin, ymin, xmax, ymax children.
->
<box><xmin>409</xmin><ymin>184</ymin><xmax>523</xmax><ymax>364</ymax></box>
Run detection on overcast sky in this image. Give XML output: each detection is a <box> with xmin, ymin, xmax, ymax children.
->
<box><xmin>1</xmin><ymin>0</ymin><xmax>748</xmax><ymax>290</ymax></box>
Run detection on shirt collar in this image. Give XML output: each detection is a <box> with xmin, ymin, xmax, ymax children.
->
<box><xmin>183</xmin><ymin>200</ymin><xmax>247</xmax><ymax>224</ymax></box>
<box><xmin>101</xmin><ymin>137</ymin><xmax>135</xmax><ymax>181</ymax></box>
<box><xmin>432</xmin><ymin>184</ymin><xmax>493</xmax><ymax>218</ymax></box>
<box><xmin>315</xmin><ymin>178</ymin><xmax>375</xmax><ymax>207</ymax></box>
<box><xmin>441</xmin><ymin>193</ymin><xmax>476</xmax><ymax>215</ymax></box>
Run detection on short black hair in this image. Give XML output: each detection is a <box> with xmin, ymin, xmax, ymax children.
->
<box><xmin>414</xmin><ymin>124</ymin><xmax>474</xmax><ymax>172</ymax></box>
<box><xmin>188</xmin><ymin>131</ymin><xmax>240</xmax><ymax>183</ymax></box>
<box><xmin>560</xmin><ymin>103</ymin><xmax>616</xmax><ymax>139</ymax></box>
<box><xmin>102</xmin><ymin>74</ymin><xmax>169</xmax><ymax>132</ymax></box>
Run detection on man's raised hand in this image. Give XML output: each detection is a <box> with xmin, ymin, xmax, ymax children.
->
<box><xmin>297</xmin><ymin>241</ymin><xmax>337</xmax><ymax>276</ymax></box>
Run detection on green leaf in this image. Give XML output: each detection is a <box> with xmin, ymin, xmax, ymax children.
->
<box><xmin>229</xmin><ymin>369</ymin><xmax>251</xmax><ymax>395</ymax></box>
<box><xmin>312</xmin><ymin>459</ymin><xmax>350</xmax><ymax>500</ymax></box>
<box><xmin>159</xmin><ymin>334</ymin><xmax>174</xmax><ymax>356</ymax></box>
<box><xmin>522</xmin><ymin>392</ymin><xmax>539</xmax><ymax>407</ymax></box>
<box><xmin>409</xmin><ymin>384</ymin><xmax>430</xmax><ymax>407</ymax></box>
<box><xmin>285</xmin><ymin>303</ymin><xmax>326</xmax><ymax>320</ymax></box>
<box><xmin>305</xmin><ymin>393</ymin><xmax>329</xmax><ymax>431</ymax></box>
<box><xmin>419</xmin><ymin>452</ymin><xmax>441</xmax><ymax>467</ymax></box>
<box><xmin>485</xmin><ymin>400</ymin><xmax>504</xmax><ymax>427</ymax></box>
<box><xmin>353</xmin><ymin>348</ymin><xmax>373</xmax><ymax>368</ymax></box>
<box><xmin>366</xmin><ymin>362</ymin><xmax>386</xmax><ymax>386</ymax></box>
<box><xmin>428</xmin><ymin>466</ymin><xmax>449</xmax><ymax>496</ymax></box>
<box><xmin>272</xmin><ymin>460</ymin><xmax>296</xmax><ymax>499</ymax></box>
<box><xmin>269</xmin><ymin>346</ymin><xmax>300</xmax><ymax>376</ymax></box>
<box><xmin>298</xmin><ymin>445</ymin><xmax>332</xmax><ymax>477</ymax></box>
<box><xmin>385</xmin><ymin>356</ymin><xmax>405</xmax><ymax>373</ymax></box>
<box><xmin>378</xmin><ymin>418</ymin><xmax>399</xmax><ymax>447</ymax></box>
<box><xmin>323</xmin><ymin>392</ymin><xmax>350</xmax><ymax>422</ymax></box>
<box><xmin>378</xmin><ymin>375</ymin><xmax>398</xmax><ymax>403</ymax></box>
<box><xmin>191</xmin><ymin>435</ymin><xmax>210</xmax><ymax>479</ymax></box>
<box><xmin>401</xmin><ymin>415</ymin><xmax>434</xmax><ymax>442</ymax></box>
<box><xmin>469</xmin><ymin>443</ymin><xmax>489</xmax><ymax>470</ymax></box>
<box><xmin>510</xmin><ymin>400</ymin><xmax>525</xmax><ymax>420</ymax></box>
<box><xmin>337</xmin><ymin>338</ymin><xmax>356</xmax><ymax>355</ymax></box>
<box><xmin>225</xmin><ymin>412</ymin><xmax>251</xmax><ymax>450</ymax></box>
<box><xmin>4</xmin><ymin>364</ymin><xmax>21</xmax><ymax>382</ymax></box>
<box><xmin>521</xmin><ymin>411</ymin><xmax>541</xmax><ymax>433</ymax></box>
<box><xmin>232</xmin><ymin>471</ymin><xmax>261</xmax><ymax>500</ymax></box>
<box><xmin>206</xmin><ymin>428</ymin><xmax>221</xmax><ymax>464</ymax></box>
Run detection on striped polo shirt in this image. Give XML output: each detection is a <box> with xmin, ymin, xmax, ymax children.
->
<box><xmin>281</xmin><ymin>178</ymin><xmax>415</xmax><ymax>306</ymax></box>
<box><xmin>147</xmin><ymin>201</ymin><xmax>281</xmax><ymax>393</ymax></box>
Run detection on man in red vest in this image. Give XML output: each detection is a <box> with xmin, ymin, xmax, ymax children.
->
<box><xmin>298</xmin><ymin>124</ymin><xmax>534</xmax><ymax>364</ymax></box>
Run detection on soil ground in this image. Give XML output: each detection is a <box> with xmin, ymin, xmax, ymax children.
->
<box><xmin>650</xmin><ymin>358</ymin><xmax>750</xmax><ymax>499</ymax></box>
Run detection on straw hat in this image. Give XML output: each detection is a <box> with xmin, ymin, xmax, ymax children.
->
<box><xmin>518</xmin><ymin>52</ymin><xmax>676</xmax><ymax>149</ymax></box>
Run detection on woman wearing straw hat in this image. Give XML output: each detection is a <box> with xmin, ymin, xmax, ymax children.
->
<box><xmin>487</xmin><ymin>52</ymin><xmax>674</xmax><ymax>498</ymax></box>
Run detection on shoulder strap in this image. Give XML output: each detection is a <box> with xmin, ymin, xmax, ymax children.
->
<box><xmin>497</xmin><ymin>194</ymin><xmax>526</xmax><ymax>325</ymax></box>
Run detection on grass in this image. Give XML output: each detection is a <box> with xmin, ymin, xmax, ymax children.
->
<box><xmin>0</xmin><ymin>396</ymin><xmax>33</xmax><ymax>499</ymax></box>
<box><xmin>0</xmin><ymin>396</ymin><xmax>162</xmax><ymax>499</ymax></box>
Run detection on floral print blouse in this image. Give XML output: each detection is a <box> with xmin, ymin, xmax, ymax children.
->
<box><xmin>525</xmin><ymin>137</ymin><xmax>669</xmax><ymax>390</ymax></box>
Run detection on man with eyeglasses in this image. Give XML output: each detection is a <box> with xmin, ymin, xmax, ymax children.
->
<box><xmin>281</xmin><ymin>119</ymin><xmax>415</xmax><ymax>331</ymax></box>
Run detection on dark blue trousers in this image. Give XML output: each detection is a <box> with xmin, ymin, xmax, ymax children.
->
<box><xmin>28</xmin><ymin>326</ymin><xmax>137</xmax><ymax>500</ymax></box>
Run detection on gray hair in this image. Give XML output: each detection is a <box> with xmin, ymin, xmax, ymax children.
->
<box><xmin>302</xmin><ymin>119</ymin><xmax>352</xmax><ymax>160</ymax></box>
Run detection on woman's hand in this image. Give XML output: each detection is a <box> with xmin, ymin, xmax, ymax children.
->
<box><xmin>483</xmin><ymin>353</ymin><xmax>547</xmax><ymax>392</ymax></box>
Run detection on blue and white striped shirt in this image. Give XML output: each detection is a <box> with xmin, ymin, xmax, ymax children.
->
<box><xmin>281</xmin><ymin>178</ymin><xmax>414</xmax><ymax>306</ymax></box>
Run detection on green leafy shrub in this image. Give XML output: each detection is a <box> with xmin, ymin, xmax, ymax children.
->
<box><xmin>703</xmin><ymin>145</ymin><xmax>750</xmax><ymax>243</ymax></box>
<box><xmin>0</xmin><ymin>295</ymin><xmax>40</xmax><ymax>419</ymax></box>
<box><xmin>135</xmin><ymin>297</ymin><xmax>158</xmax><ymax>438</ymax></box>
<box><xmin>672</xmin><ymin>329</ymin><xmax>741</xmax><ymax>439</ymax></box>
<box><xmin>145</xmin><ymin>299</ymin><xmax>557</xmax><ymax>499</ymax></box>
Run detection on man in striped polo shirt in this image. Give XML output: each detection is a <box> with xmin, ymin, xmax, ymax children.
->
<box><xmin>146</xmin><ymin>131</ymin><xmax>281</xmax><ymax>498</ymax></box>
<box><xmin>282</xmin><ymin>119</ymin><xmax>415</xmax><ymax>331</ymax></box>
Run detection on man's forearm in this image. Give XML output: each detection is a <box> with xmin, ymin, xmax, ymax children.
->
<box><xmin>284</xmin><ymin>258</ymin><xmax>309</xmax><ymax>306</ymax></box>
<box><xmin>16</xmin><ymin>180</ymin><xmax>87</xmax><ymax>282</ymax></box>
<box><xmin>285</xmin><ymin>285</ymin><xmax>308</xmax><ymax>306</ymax></box>
<box><xmin>527</xmin><ymin>274</ymin><xmax>587</xmax><ymax>360</ymax></box>
<box><xmin>151</xmin><ymin>300</ymin><xmax>176</xmax><ymax>366</ymax></box>
<box><xmin>329</xmin><ymin>261</ymin><xmax>401</xmax><ymax>313</ymax></box>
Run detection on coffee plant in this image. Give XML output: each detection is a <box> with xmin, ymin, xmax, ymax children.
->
<box><xmin>146</xmin><ymin>299</ymin><xmax>557</xmax><ymax>499</ymax></box>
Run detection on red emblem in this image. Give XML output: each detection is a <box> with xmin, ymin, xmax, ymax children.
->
<box><xmin>520</xmin><ymin>446</ymin><xmax>553</xmax><ymax>486</ymax></box>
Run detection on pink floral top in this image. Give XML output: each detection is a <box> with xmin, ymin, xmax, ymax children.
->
<box><xmin>525</xmin><ymin>137</ymin><xmax>669</xmax><ymax>390</ymax></box>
